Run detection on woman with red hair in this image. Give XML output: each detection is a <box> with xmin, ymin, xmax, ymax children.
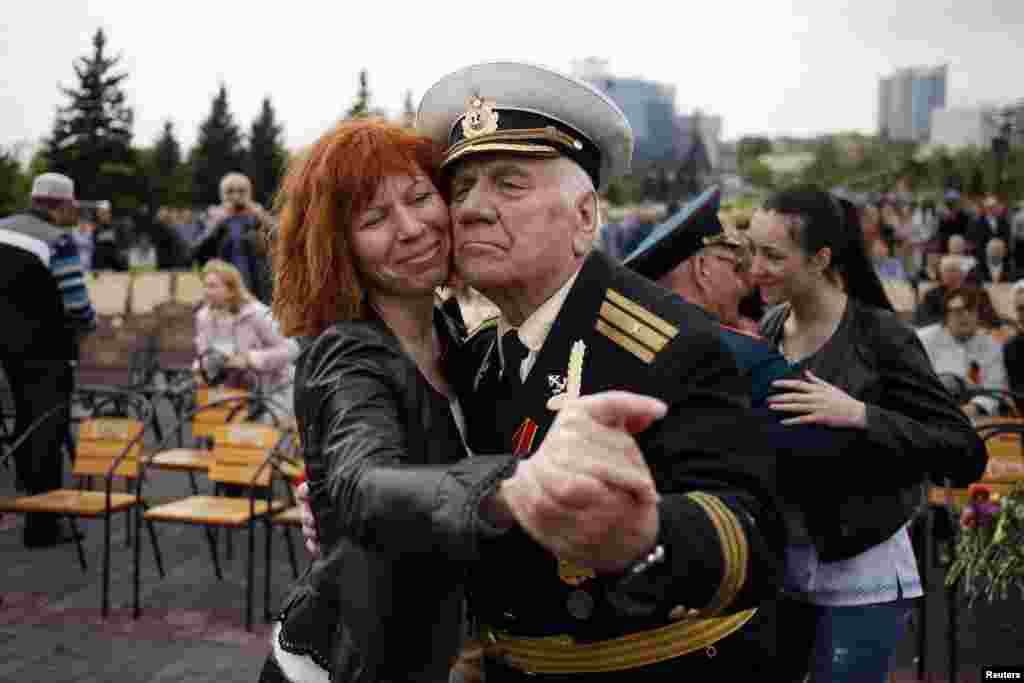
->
<box><xmin>260</xmin><ymin>118</ymin><xmax>493</xmax><ymax>683</ymax></box>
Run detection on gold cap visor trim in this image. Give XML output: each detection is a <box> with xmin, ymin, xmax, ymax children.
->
<box><xmin>442</xmin><ymin>142</ymin><xmax>560</xmax><ymax>170</ymax></box>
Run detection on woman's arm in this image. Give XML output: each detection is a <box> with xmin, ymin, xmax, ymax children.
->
<box><xmin>863</xmin><ymin>320</ymin><xmax>987</xmax><ymax>488</ymax></box>
<box><xmin>301</xmin><ymin>325</ymin><xmax>517</xmax><ymax>563</ymax></box>
<box><xmin>246</xmin><ymin>311</ymin><xmax>299</xmax><ymax>372</ymax></box>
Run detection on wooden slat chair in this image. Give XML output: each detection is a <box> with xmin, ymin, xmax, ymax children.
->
<box><xmin>138</xmin><ymin>422</ymin><xmax>290</xmax><ymax>630</ymax></box>
<box><xmin>148</xmin><ymin>386</ymin><xmax>251</xmax><ymax>493</ymax></box>
<box><xmin>919</xmin><ymin>421</ymin><xmax>1024</xmax><ymax>682</ymax></box>
<box><xmin>0</xmin><ymin>405</ymin><xmax>165</xmax><ymax>618</ymax></box>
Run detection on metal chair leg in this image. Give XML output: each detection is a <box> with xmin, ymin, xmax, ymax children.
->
<box><xmin>264</xmin><ymin>517</ymin><xmax>272</xmax><ymax>623</ymax></box>
<box><xmin>134</xmin><ymin>505</ymin><xmax>143</xmax><ymax>619</ymax></box>
<box><xmin>145</xmin><ymin>518</ymin><xmax>165</xmax><ymax>578</ymax></box>
<box><xmin>205</xmin><ymin>524</ymin><xmax>224</xmax><ymax>581</ymax></box>
<box><xmin>102</xmin><ymin>511</ymin><xmax>111</xmax><ymax>618</ymax></box>
<box><xmin>246</xmin><ymin>518</ymin><xmax>255</xmax><ymax>632</ymax></box>
<box><xmin>70</xmin><ymin>517</ymin><xmax>87</xmax><ymax>571</ymax></box>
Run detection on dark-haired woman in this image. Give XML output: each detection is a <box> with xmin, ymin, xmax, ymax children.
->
<box><xmin>747</xmin><ymin>186</ymin><xmax>986</xmax><ymax>683</ymax></box>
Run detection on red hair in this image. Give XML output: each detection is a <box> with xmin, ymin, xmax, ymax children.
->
<box><xmin>271</xmin><ymin>118</ymin><xmax>444</xmax><ymax>338</ymax></box>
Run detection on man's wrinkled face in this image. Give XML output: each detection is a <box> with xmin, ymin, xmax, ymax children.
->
<box><xmin>698</xmin><ymin>245</ymin><xmax>748</xmax><ymax>327</ymax></box>
<box><xmin>447</xmin><ymin>155</ymin><xmax>590</xmax><ymax>298</ymax></box>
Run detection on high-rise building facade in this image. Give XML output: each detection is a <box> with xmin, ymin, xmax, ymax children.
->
<box><xmin>574</xmin><ymin>59</ymin><xmax>679</xmax><ymax>165</ymax></box>
<box><xmin>878</xmin><ymin>64</ymin><xmax>948</xmax><ymax>142</ymax></box>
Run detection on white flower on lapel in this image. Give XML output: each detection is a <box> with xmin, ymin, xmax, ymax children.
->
<box><xmin>548</xmin><ymin>374</ymin><xmax>567</xmax><ymax>396</ymax></box>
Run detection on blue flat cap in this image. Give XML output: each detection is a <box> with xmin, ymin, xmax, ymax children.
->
<box><xmin>623</xmin><ymin>186</ymin><xmax>742</xmax><ymax>280</ymax></box>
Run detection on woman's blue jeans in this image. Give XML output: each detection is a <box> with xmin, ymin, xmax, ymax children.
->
<box><xmin>779</xmin><ymin>596</ymin><xmax>916</xmax><ymax>682</ymax></box>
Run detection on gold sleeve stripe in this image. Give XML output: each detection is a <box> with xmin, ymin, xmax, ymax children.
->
<box><xmin>605</xmin><ymin>289</ymin><xmax>679</xmax><ymax>339</ymax></box>
<box><xmin>598</xmin><ymin>301</ymin><xmax>670</xmax><ymax>352</ymax></box>
<box><xmin>595</xmin><ymin>319</ymin><xmax>655</xmax><ymax>363</ymax></box>
<box><xmin>685</xmin><ymin>492</ymin><xmax>749</xmax><ymax>616</ymax></box>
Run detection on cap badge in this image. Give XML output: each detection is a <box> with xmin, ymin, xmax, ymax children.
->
<box><xmin>461</xmin><ymin>96</ymin><xmax>500</xmax><ymax>139</ymax></box>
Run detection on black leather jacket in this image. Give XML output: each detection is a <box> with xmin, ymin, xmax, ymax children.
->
<box><xmin>761</xmin><ymin>298</ymin><xmax>987</xmax><ymax>562</ymax></box>
<box><xmin>276</xmin><ymin>307</ymin><xmax>518</xmax><ymax>682</ymax></box>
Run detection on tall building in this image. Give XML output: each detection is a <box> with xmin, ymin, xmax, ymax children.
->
<box><xmin>574</xmin><ymin>59</ymin><xmax>679</xmax><ymax>165</ymax></box>
<box><xmin>878</xmin><ymin>64</ymin><xmax>948</xmax><ymax>142</ymax></box>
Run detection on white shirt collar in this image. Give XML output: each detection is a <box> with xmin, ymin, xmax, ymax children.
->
<box><xmin>497</xmin><ymin>268</ymin><xmax>581</xmax><ymax>371</ymax></box>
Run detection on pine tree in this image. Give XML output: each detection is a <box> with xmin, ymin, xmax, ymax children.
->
<box><xmin>346</xmin><ymin>70</ymin><xmax>372</xmax><ymax>119</ymax></box>
<box><xmin>0</xmin><ymin>147</ymin><xmax>27</xmax><ymax>218</ymax></box>
<box><xmin>150</xmin><ymin>120</ymin><xmax>193</xmax><ymax>208</ymax></box>
<box><xmin>45</xmin><ymin>28</ymin><xmax>138</xmax><ymax>204</ymax></box>
<box><xmin>246</xmin><ymin>97</ymin><xmax>287</xmax><ymax>207</ymax></box>
<box><xmin>191</xmin><ymin>84</ymin><xmax>246</xmax><ymax>207</ymax></box>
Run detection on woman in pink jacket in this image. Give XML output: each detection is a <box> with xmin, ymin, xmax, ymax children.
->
<box><xmin>194</xmin><ymin>259</ymin><xmax>298</xmax><ymax>416</ymax></box>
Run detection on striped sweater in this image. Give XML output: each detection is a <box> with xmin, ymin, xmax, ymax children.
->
<box><xmin>0</xmin><ymin>211</ymin><xmax>97</xmax><ymax>338</ymax></box>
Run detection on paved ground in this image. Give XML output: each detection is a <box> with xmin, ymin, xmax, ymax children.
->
<box><xmin>2</xmin><ymin>378</ymin><xmax>1023</xmax><ymax>681</ymax></box>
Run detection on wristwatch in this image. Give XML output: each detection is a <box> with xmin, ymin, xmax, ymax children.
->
<box><xmin>627</xmin><ymin>544</ymin><xmax>666</xmax><ymax>576</ymax></box>
<box><xmin>606</xmin><ymin>543</ymin><xmax>669</xmax><ymax>618</ymax></box>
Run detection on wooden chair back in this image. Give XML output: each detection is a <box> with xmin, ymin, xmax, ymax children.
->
<box><xmin>73</xmin><ymin>417</ymin><xmax>146</xmax><ymax>479</ymax></box>
<box><xmin>207</xmin><ymin>423</ymin><xmax>283</xmax><ymax>488</ymax></box>
<box><xmin>981</xmin><ymin>431</ymin><xmax>1024</xmax><ymax>483</ymax></box>
<box><xmin>193</xmin><ymin>387</ymin><xmax>250</xmax><ymax>439</ymax></box>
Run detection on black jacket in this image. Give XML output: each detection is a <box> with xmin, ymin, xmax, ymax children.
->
<box><xmin>277</xmin><ymin>307</ymin><xmax>517</xmax><ymax>683</ymax></box>
<box><xmin>457</xmin><ymin>251</ymin><xmax>786</xmax><ymax>652</ymax></box>
<box><xmin>761</xmin><ymin>298</ymin><xmax>987</xmax><ymax>562</ymax></box>
<box><xmin>193</xmin><ymin>213</ymin><xmax>273</xmax><ymax>304</ymax></box>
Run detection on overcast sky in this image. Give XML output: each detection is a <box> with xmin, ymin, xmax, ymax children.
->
<box><xmin>2</xmin><ymin>0</ymin><xmax>1023</xmax><ymax>160</ymax></box>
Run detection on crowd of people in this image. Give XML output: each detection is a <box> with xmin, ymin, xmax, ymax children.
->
<box><xmin>0</xmin><ymin>59</ymin><xmax>1009</xmax><ymax>683</ymax></box>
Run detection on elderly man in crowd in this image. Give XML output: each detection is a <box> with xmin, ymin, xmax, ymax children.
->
<box><xmin>918</xmin><ymin>287</ymin><xmax>1008</xmax><ymax>419</ymax></box>
<box><xmin>916</xmin><ymin>253</ymin><xmax>1001</xmax><ymax>328</ymax></box>
<box><xmin>972</xmin><ymin>237</ymin><xmax>1019</xmax><ymax>284</ymax></box>
<box><xmin>193</xmin><ymin>172</ymin><xmax>273</xmax><ymax>304</ymax></box>
<box><xmin>0</xmin><ymin>173</ymin><xmax>96</xmax><ymax>547</ymax></box>
<box><xmin>409</xmin><ymin>60</ymin><xmax>787</xmax><ymax>681</ymax></box>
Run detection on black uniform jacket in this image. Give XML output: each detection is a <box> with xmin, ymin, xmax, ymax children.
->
<box><xmin>454</xmin><ymin>251</ymin><xmax>787</xmax><ymax>643</ymax></box>
<box><xmin>761</xmin><ymin>299</ymin><xmax>987</xmax><ymax>561</ymax></box>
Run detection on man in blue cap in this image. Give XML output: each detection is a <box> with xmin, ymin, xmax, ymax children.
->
<box><xmin>415</xmin><ymin>61</ymin><xmax>786</xmax><ymax>681</ymax></box>
<box><xmin>622</xmin><ymin>187</ymin><xmax>791</xmax><ymax>406</ymax></box>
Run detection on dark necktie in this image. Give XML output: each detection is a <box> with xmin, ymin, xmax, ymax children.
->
<box><xmin>501</xmin><ymin>330</ymin><xmax>529</xmax><ymax>385</ymax></box>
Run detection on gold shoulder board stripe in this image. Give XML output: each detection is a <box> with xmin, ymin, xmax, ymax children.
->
<box><xmin>599</xmin><ymin>301</ymin><xmax>670</xmax><ymax>353</ymax></box>
<box><xmin>685</xmin><ymin>492</ymin><xmax>749</xmax><ymax>617</ymax></box>
<box><xmin>468</xmin><ymin>316</ymin><xmax>499</xmax><ymax>339</ymax></box>
<box><xmin>605</xmin><ymin>289</ymin><xmax>679</xmax><ymax>338</ymax></box>
<box><xmin>595</xmin><ymin>319</ymin><xmax>654</xmax><ymax>363</ymax></box>
<box><xmin>594</xmin><ymin>289</ymin><xmax>679</xmax><ymax>363</ymax></box>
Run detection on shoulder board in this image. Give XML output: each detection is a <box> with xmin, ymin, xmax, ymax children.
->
<box><xmin>595</xmin><ymin>288</ymin><xmax>680</xmax><ymax>364</ymax></box>
<box><xmin>467</xmin><ymin>315</ymin><xmax>499</xmax><ymax>339</ymax></box>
